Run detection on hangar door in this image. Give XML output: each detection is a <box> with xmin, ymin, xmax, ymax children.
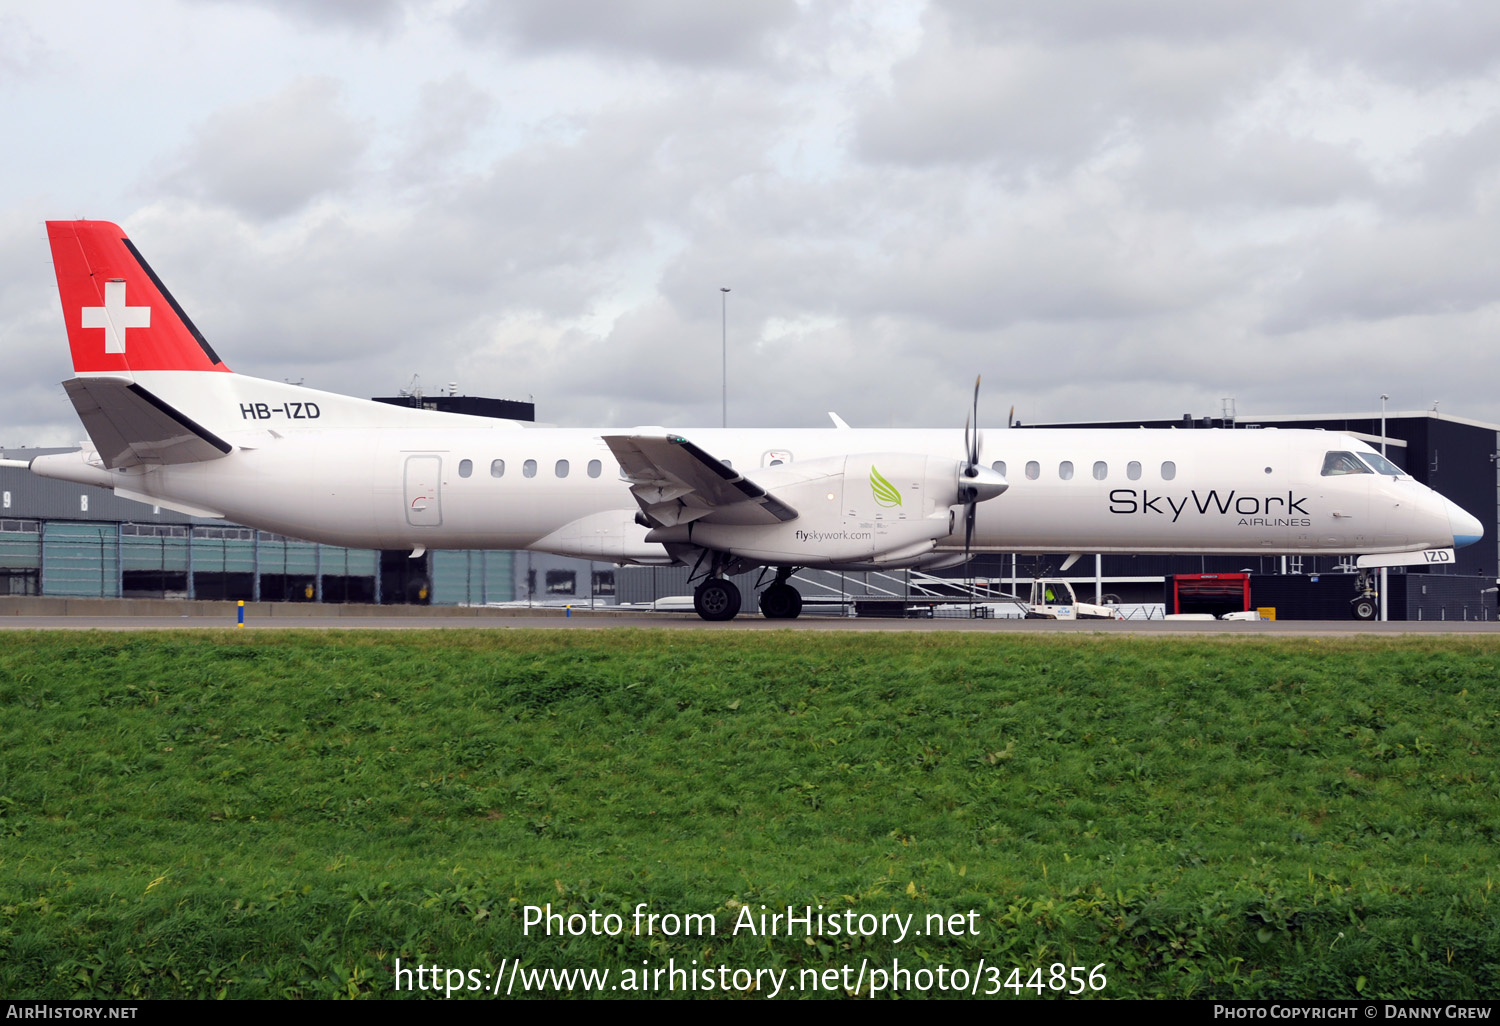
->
<box><xmin>1167</xmin><ymin>573</ymin><xmax>1250</xmax><ymax>616</ymax></box>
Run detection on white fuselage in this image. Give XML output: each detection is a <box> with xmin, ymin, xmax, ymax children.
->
<box><xmin>29</xmin><ymin>373</ymin><xmax>1471</xmax><ymax>569</ymax></box>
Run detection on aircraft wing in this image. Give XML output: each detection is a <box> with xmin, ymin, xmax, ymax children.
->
<box><xmin>602</xmin><ymin>434</ymin><xmax>798</xmax><ymax>528</ymax></box>
<box><xmin>61</xmin><ymin>376</ymin><xmax>233</xmax><ymax>469</ymax></box>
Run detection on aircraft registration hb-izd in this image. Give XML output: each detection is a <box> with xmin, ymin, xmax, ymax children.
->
<box><xmin>9</xmin><ymin>221</ymin><xmax>1483</xmax><ymax>620</ymax></box>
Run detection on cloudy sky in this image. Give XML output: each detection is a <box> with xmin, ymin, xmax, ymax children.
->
<box><xmin>4</xmin><ymin>0</ymin><xmax>1500</xmax><ymax>445</ymax></box>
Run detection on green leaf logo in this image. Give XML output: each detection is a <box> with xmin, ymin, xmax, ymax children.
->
<box><xmin>870</xmin><ymin>465</ymin><xmax>902</xmax><ymax>508</ymax></box>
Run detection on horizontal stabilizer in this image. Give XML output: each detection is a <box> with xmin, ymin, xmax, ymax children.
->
<box><xmin>604</xmin><ymin>433</ymin><xmax>798</xmax><ymax>528</ymax></box>
<box><xmin>62</xmin><ymin>376</ymin><xmax>233</xmax><ymax>469</ymax></box>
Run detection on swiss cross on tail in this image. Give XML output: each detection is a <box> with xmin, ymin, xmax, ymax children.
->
<box><xmin>81</xmin><ymin>280</ymin><xmax>150</xmax><ymax>354</ymax></box>
<box><xmin>46</xmin><ymin>221</ymin><xmax>230</xmax><ymax>374</ymax></box>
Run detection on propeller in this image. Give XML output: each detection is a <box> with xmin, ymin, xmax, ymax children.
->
<box><xmin>958</xmin><ymin>376</ymin><xmax>1008</xmax><ymax>559</ymax></box>
<box><xmin>961</xmin><ymin>376</ymin><xmax>982</xmax><ymax>557</ymax></box>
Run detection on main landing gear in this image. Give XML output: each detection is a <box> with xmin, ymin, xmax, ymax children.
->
<box><xmin>757</xmin><ymin>566</ymin><xmax>803</xmax><ymax>620</ymax></box>
<box><xmin>693</xmin><ymin>577</ymin><xmax>742</xmax><ymax>621</ymax></box>
<box><xmin>690</xmin><ymin>566</ymin><xmax>804</xmax><ymax>621</ymax></box>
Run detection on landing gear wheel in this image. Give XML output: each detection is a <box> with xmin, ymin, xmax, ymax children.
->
<box><xmin>759</xmin><ymin>582</ymin><xmax>803</xmax><ymax>619</ymax></box>
<box><xmin>694</xmin><ymin>579</ymin><xmax>742</xmax><ymax>621</ymax></box>
<box><xmin>1353</xmin><ymin>598</ymin><xmax>1377</xmax><ymax>621</ymax></box>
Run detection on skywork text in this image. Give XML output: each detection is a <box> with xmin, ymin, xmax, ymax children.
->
<box><xmin>1109</xmin><ymin>489</ymin><xmax>1310</xmax><ymax>524</ymax></box>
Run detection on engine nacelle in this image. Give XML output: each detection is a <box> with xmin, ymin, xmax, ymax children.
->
<box><xmin>643</xmin><ymin>451</ymin><xmax>1005</xmax><ymax>567</ymax></box>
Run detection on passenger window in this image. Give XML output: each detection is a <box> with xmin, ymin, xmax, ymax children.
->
<box><xmin>991</xmin><ymin>460</ymin><xmax>1006</xmax><ymax>476</ymax></box>
<box><xmin>1025</xmin><ymin>461</ymin><xmax>1039</xmax><ymax>480</ymax></box>
<box><xmin>1161</xmin><ymin>461</ymin><xmax>1176</xmax><ymax>481</ymax></box>
<box><xmin>556</xmin><ymin>459</ymin><xmax>569</xmax><ymax>478</ymax></box>
<box><xmin>458</xmin><ymin>459</ymin><xmax>472</xmax><ymax>478</ymax></box>
<box><xmin>523</xmin><ymin>459</ymin><xmax>537</xmax><ymax>478</ymax></box>
<box><xmin>588</xmin><ymin>459</ymin><xmax>602</xmax><ymax>478</ymax></box>
<box><xmin>1059</xmin><ymin>461</ymin><xmax>1074</xmax><ymax>480</ymax></box>
<box><xmin>490</xmin><ymin>459</ymin><xmax>505</xmax><ymax>478</ymax></box>
<box><xmin>1093</xmin><ymin>461</ymin><xmax>1107</xmax><ymax>481</ymax></box>
<box><xmin>1322</xmin><ymin>451</ymin><xmax>1372</xmax><ymax>476</ymax></box>
<box><xmin>1127</xmin><ymin>461</ymin><xmax>1141</xmax><ymax>481</ymax></box>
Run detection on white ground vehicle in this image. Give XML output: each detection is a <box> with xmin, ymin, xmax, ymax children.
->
<box><xmin>1023</xmin><ymin>579</ymin><xmax>1119</xmax><ymax>620</ymax></box>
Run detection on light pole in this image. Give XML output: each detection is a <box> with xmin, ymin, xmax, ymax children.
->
<box><xmin>1380</xmin><ymin>393</ymin><xmax>1389</xmax><ymax>623</ymax></box>
<box><xmin>720</xmin><ymin>287</ymin><xmax>730</xmax><ymax>428</ymax></box>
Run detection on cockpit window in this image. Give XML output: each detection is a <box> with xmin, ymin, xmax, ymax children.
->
<box><xmin>1321</xmin><ymin>451</ymin><xmax>1371</xmax><ymax>476</ymax></box>
<box><xmin>1360</xmin><ymin>451</ymin><xmax>1405</xmax><ymax>477</ymax></box>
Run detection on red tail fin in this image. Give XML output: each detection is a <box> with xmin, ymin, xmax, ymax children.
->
<box><xmin>47</xmin><ymin>221</ymin><xmax>231</xmax><ymax>374</ymax></box>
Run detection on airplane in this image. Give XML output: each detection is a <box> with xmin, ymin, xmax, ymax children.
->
<box><xmin>5</xmin><ymin>220</ymin><xmax>1483</xmax><ymax>621</ymax></box>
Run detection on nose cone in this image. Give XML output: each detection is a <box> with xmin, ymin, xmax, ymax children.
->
<box><xmin>1447</xmin><ymin>499</ymin><xmax>1484</xmax><ymax>549</ymax></box>
<box><xmin>960</xmin><ymin>463</ymin><xmax>1009</xmax><ymax>502</ymax></box>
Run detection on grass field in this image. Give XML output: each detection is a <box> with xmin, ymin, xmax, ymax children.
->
<box><xmin>0</xmin><ymin>628</ymin><xmax>1496</xmax><ymax>999</ymax></box>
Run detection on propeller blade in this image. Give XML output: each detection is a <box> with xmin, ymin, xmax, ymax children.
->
<box><xmin>963</xmin><ymin>411</ymin><xmax>972</xmax><ymax>478</ymax></box>
<box><xmin>960</xmin><ymin>375</ymin><xmax>987</xmax><ymax>563</ymax></box>
<box><xmin>969</xmin><ymin>375</ymin><xmax>981</xmax><ymax>469</ymax></box>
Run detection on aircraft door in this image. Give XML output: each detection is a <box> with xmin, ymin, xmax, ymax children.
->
<box><xmin>405</xmin><ymin>455</ymin><xmax>443</xmax><ymax>527</ymax></box>
<box><xmin>1335</xmin><ymin>477</ymin><xmax>1374</xmax><ymax>549</ymax></box>
<box><xmin>1316</xmin><ymin>452</ymin><xmax>1372</xmax><ymax>548</ymax></box>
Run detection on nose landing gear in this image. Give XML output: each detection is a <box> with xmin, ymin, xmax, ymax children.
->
<box><xmin>1351</xmin><ymin>569</ymin><xmax>1378</xmax><ymax>620</ymax></box>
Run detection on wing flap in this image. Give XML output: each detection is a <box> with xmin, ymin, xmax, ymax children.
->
<box><xmin>603</xmin><ymin>434</ymin><xmax>797</xmax><ymax>527</ymax></box>
<box><xmin>62</xmin><ymin>376</ymin><xmax>233</xmax><ymax>469</ymax></box>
